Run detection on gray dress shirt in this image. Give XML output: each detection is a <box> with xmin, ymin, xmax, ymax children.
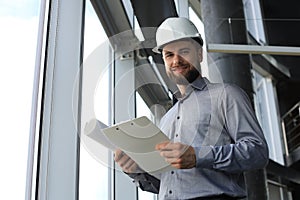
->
<box><xmin>130</xmin><ymin>77</ymin><xmax>269</xmax><ymax>200</ymax></box>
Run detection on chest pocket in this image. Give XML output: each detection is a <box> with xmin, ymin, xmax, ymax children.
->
<box><xmin>179</xmin><ymin>99</ymin><xmax>212</xmax><ymax>147</ymax></box>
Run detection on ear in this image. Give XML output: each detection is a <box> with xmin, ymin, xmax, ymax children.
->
<box><xmin>198</xmin><ymin>47</ymin><xmax>203</xmax><ymax>62</ymax></box>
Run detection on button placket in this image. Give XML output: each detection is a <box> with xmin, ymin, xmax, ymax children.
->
<box><xmin>175</xmin><ymin>100</ymin><xmax>183</xmax><ymax>141</ymax></box>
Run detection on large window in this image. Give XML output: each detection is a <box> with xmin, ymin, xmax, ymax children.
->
<box><xmin>80</xmin><ymin>1</ymin><xmax>140</xmax><ymax>199</ymax></box>
<box><xmin>0</xmin><ymin>0</ymin><xmax>41</xmax><ymax>199</ymax></box>
<box><xmin>79</xmin><ymin>1</ymin><xmax>111</xmax><ymax>199</ymax></box>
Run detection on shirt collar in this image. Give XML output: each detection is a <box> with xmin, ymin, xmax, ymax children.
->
<box><xmin>174</xmin><ymin>77</ymin><xmax>209</xmax><ymax>99</ymax></box>
<box><xmin>191</xmin><ymin>76</ymin><xmax>209</xmax><ymax>91</ymax></box>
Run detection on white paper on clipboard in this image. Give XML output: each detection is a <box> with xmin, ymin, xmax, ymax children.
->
<box><xmin>102</xmin><ymin>116</ymin><xmax>174</xmax><ymax>174</ymax></box>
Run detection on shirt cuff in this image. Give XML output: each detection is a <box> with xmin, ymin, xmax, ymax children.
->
<box><xmin>126</xmin><ymin>172</ymin><xmax>148</xmax><ymax>181</ymax></box>
<box><xmin>194</xmin><ymin>146</ymin><xmax>215</xmax><ymax>168</ymax></box>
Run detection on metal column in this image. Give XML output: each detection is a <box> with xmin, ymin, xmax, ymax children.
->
<box><xmin>201</xmin><ymin>0</ymin><xmax>253</xmax><ymax>97</ymax></box>
<box><xmin>201</xmin><ymin>1</ymin><xmax>268</xmax><ymax>199</ymax></box>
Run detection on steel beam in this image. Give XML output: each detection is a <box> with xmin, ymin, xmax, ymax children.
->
<box><xmin>208</xmin><ymin>44</ymin><xmax>300</xmax><ymax>56</ymax></box>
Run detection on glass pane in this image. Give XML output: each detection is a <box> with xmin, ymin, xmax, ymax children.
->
<box><xmin>136</xmin><ymin>92</ymin><xmax>157</xmax><ymax>200</ymax></box>
<box><xmin>268</xmin><ymin>183</ymin><xmax>281</xmax><ymax>200</ymax></box>
<box><xmin>79</xmin><ymin>1</ymin><xmax>111</xmax><ymax>199</ymax></box>
<box><xmin>189</xmin><ymin>6</ymin><xmax>209</xmax><ymax>78</ymax></box>
<box><xmin>252</xmin><ymin>70</ymin><xmax>285</xmax><ymax>164</ymax></box>
<box><xmin>136</xmin><ymin>92</ymin><xmax>153</xmax><ymax>120</ymax></box>
<box><xmin>0</xmin><ymin>0</ymin><xmax>40</xmax><ymax>199</ymax></box>
<box><xmin>243</xmin><ymin>0</ymin><xmax>266</xmax><ymax>44</ymax></box>
<box><xmin>253</xmin><ymin>71</ymin><xmax>272</xmax><ymax>155</ymax></box>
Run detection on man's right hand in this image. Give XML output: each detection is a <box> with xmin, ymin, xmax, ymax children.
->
<box><xmin>114</xmin><ymin>149</ymin><xmax>141</xmax><ymax>174</ymax></box>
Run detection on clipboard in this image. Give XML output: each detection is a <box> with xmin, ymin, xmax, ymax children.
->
<box><xmin>102</xmin><ymin>116</ymin><xmax>174</xmax><ymax>173</ymax></box>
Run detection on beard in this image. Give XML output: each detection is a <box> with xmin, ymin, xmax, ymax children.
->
<box><xmin>167</xmin><ymin>66</ymin><xmax>200</xmax><ymax>85</ymax></box>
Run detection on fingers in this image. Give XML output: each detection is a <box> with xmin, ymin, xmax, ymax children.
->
<box><xmin>155</xmin><ymin>141</ymin><xmax>170</xmax><ymax>150</ymax></box>
<box><xmin>156</xmin><ymin>142</ymin><xmax>188</xmax><ymax>157</ymax></box>
<box><xmin>114</xmin><ymin>149</ymin><xmax>139</xmax><ymax>173</ymax></box>
<box><xmin>122</xmin><ymin>159</ymin><xmax>137</xmax><ymax>173</ymax></box>
<box><xmin>114</xmin><ymin>149</ymin><xmax>124</xmax><ymax>162</ymax></box>
<box><xmin>114</xmin><ymin>149</ymin><xmax>130</xmax><ymax>166</ymax></box>
<box><xmin>155</xmin><ymin>142</ymin><xmax>196</xmax><ymax>169</ymax></box>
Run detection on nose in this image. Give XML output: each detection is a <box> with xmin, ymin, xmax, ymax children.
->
<box><xmin>173</xmin><ymin>54</ymin><xmax>182</xmax><ymax>65</ymax></box>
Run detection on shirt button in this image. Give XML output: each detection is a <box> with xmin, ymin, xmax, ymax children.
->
<box><xmin>175</xmin><ymin>134</ymin><xmax>178</xmax><ymax>137</ymax></box>
<box><xmin>177</xmin><ymin>116</ymin><xmax>180</xmax><ymax>119</ymax></box>
<box><xmin>169</xmin><ymin>190</ymin><xmax>172</xmax><ymax>194</ymax></box>
<box><xmin>171</xmin><ymin>171</ymin><xmax>174</xmax><ymax>174</ymax></box>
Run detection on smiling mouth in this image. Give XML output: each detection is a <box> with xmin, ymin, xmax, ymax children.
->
<box><xmin>171</xmin><ymin>66</ymin><xmax>189</xmax><ymax>73</ymax></box>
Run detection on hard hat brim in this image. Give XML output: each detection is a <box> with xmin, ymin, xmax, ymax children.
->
<box><xmin>152</xmin><ymin>36</ymin><xmax>203</xmax><ymax>54</ymax></box>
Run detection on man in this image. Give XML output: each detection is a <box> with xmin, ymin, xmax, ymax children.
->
<box><xmin>114</xmin><ymin>17</ymin><xmax>269</xmax><ymax>200</ymax></box>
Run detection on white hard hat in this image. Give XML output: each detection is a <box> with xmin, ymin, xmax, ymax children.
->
<box><xmin>152</xmin><ymin>17</ymin><xmax>203</xmax><ymax>53</ymax></box>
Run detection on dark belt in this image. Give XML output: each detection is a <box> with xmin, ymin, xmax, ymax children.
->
<box><xmin>188</xmin><ymin>194</ymin><xmax>243</xmax><ymax>200</ymax></box>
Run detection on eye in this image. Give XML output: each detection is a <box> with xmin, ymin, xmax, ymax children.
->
<box><xmin>180</xmin><ymin>49</ymin><xmax>190</xmax><ymax>55</ymax></box>
<box><xmin>164</xmin><ymin>52</ymin><xmax>173</xmax><ymax>58</ymax></box>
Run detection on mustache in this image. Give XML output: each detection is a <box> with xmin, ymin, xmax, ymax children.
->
<box><xmin>170</xmin><ymin>64</ymin><xmax>190</xmax><ymax>70</ymax></box>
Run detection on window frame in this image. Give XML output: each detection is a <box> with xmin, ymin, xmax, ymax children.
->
<box><xmin>33</xmin><ymin>0</ymin><xmax>85</xmax><ymax>199</ymax></box>
<box><xmin>252</xmin><ymin>65</ymin><xmax>285</xmax><ymax>165</ymax></box>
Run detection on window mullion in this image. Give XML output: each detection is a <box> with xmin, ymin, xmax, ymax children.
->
<box><xmin>37</xmin><ymin>0</ymin><xmax>84</xmax><ymax>199</ymax></box>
